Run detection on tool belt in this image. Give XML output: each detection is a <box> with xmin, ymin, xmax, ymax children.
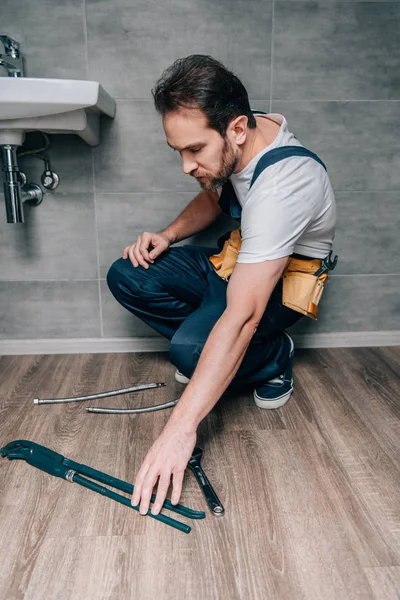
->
<box><xmin>209</xmin><ymin>228</ymin><xmax>334</xmax><ymax>320</ymax></box>
<box><xmin>209</xmin><ymin>228</ymin><xmax>242</xmax><ymax>281</ymax></box>
<box><xmin>282</xmin><ymin>256</ymin><xmax>328</xmax><ymax>320</ymax></box>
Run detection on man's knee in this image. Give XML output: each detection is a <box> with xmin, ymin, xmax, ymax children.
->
<box><xmin>106</xmin><ymin>257</ymin><xmax>151</xmax><ymax>301</ymax></box>
<box><xmin>169</xmin><ymin>327</ymin><xmax>204</xmax><ymax>378</ymax></box>
<box><xmin>107</xmin><ymin>258</ymin><xmax>123</xmax><ymax>296</ymax></box>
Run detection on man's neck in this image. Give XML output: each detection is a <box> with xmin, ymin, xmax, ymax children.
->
<box><xmin>234</xmin><ymin>116</ymin><xmax>280</xmax><ymax>173</ymax></box>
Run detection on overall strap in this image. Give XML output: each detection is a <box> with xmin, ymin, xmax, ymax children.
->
<box><xmin>218</xmin><ymin>145</ymin><xmax>327</xmax><ymax>222</ymax></box>
<box><xmin>218</xmin><ymin>180</ymin><xmax>241</xmax><ymax>220</ymax></box>
<box><xmin>250</xmin><ymin>145</ymin><xmax>327</xmax><ymax>190</ymax></box>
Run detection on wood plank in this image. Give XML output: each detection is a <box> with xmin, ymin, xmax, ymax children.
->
<box><xmin>0</xmin><ymin>348</ymin><xmax>399</xmax><ymax>599</ymax></box>
<box><xmin>363</xmin><ymin>567</ymin><xmax>400</xmax><ymax>600</ymax></box>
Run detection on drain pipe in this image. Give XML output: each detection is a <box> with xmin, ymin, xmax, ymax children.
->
<box><xmin>2</xmin><ymin>144</ymin><xmax>43</xmax><ymax>223</ymax></box>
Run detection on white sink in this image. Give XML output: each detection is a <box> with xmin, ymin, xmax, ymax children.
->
<box><xmin>0</xmin><ymin>78</ymin><xmax>116</xmax><ymax>146</ymax></box>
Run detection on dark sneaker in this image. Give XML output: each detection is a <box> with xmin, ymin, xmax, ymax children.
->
<box><xmin>253</xmin><ymin>332</ymin><xmax>295</xmax><ymax>409</ymax></box>
<box><xmin>175</xmin><ymin>369</ymin><xmax>190</xmax><ymax>384</ymax></box>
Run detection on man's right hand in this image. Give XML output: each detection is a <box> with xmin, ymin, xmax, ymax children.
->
<box><xmin>122</xmin><ymin>231</ymin><xmax>171</xmax><ymax>269</ymax></box>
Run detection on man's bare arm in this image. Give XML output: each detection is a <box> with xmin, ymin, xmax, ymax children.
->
<box><xmin>132</xmin><ymin>256</ymin><xmax>290</xmax><ymax>514</ymax></box>
<box><xmin>123</xmin><ymin>190</ymin><xmax>222</xmax><ymax>268</ymax></box>
<box><xmin>168</xmin><ymin>257</ymin><xmax>290</xmax><ymax>429</ymax></box>
<box><xmin>161</xmin><ymin>189</ymin><xmax>222</xmax><ymax>244</ymax></box>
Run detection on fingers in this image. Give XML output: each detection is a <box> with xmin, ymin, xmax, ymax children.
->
<box><xmin>131</xmin><ymin>461</ymin><xmax>149</xmax><ymax>508</ymax></box>
<box><xmin>171</xmin><ymin>468</ymin><xmax>185</xmax><ymax>505</ymax></box>
<box><xmin>132</xmin><ymin>235</ymin><xmax>149</xmax><ymax>269</ymax></box>
<box><xmin>132</xmin><ymin>457</ymin><xmax>163</xmax><ymax>516</ymax></box>
<box><xmin>125</xmin><ymin>237</ymin><xmax>148</xmax><ymax>269</ymax></box>
<box><xmin>149</xmin><ymin>233</ymin><xmax>169</xmax><ymax>260</ymax></box>
<box><xmin>122</xmin><ymin>232</ymin><xmax>164</xmax><ymax>268</ymax></box>
<box><xmin>127</xmin><ymin>243</ymin><xmax>139</xmax><ymax>267</ymax></box>
<box><xmin>151</xmin><ymin>471</ymin><xmax>172</xmax><ymax>515</ymax></box>
<box><xmin>132</xmin><ymin>465</ymin><xmax>174</xmax><ymax>516</ymax></box>
<box><xmin>138</xmin><ymin>470</ymin><xmax>160</xmax><ymax>515</ymax></box>
<box><xmin>139</xmin><ymin>233</ymin><xmax>155</xmax><ymax>264</ymax></box>
<box><xmin>149</xmin><ymin>242</ymin><xmax>165</xmax><ymax>261</ymax></box>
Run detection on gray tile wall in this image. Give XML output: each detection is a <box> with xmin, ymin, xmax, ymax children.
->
<box><xmin>0</xmin><ymin>0</ymin><xmax>399</xmax><ymax>342</ymax></box>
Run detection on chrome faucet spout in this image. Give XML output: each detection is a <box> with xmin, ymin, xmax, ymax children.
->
<box><xmin>0</xmin><ymin>35</ymin><xmax>24</xmax><ymax>77</ymax></box>
<box><xmin>0</xmin><ymin>57</ymin><xmax>21</xmax><ymax>77</ymax></box>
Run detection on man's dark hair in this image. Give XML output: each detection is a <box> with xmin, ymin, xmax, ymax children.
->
<box><xmin>152</xmin><ymin>55</ymin><xmax>256</xmax><ymax>137</ymax></box>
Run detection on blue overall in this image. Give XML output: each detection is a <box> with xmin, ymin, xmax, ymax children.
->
<box><xmin>107</xmin><ymin>144</ymin><xmax>327</xmax><ymax>389</ymax></box>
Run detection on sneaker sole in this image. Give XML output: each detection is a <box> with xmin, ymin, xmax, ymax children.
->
<box><xmin>175</xmin><ymin>370</ymin><xmax>190</xmax><ymax>384</ymax></box>
<box><xmin>253</xmin><ymin>330</ymin><xmax>294</xmax><ymax>410</ymax></box>
<box><xmin>253</xmin><ymin>386</ymin><xmax>293</xmax><ymax>409</ymax></box>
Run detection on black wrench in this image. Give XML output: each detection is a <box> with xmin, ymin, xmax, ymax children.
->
<box><xmin>314</xmin><ymin>250</ymin><xmax>338</xmax><ymax>277</ymax></box>
<box><xmin>188</xmin><ymin>447</ymin><xmax>225</xmax><ymax>517</ymax></box>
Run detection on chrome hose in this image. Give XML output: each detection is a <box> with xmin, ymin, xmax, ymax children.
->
<box><xmin>33</xmin><ymin>382</ymin><xmax>165</xmax><ymax>405</ymax></box>
<box><xmin>86</xmin><ymin>399</ymin><xmax>179</xmax><ymax>414</ymax></box>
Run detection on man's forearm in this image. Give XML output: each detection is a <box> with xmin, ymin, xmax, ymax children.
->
<box><xmin>167</xmin><ymin>309</ymin><xmax>257</xmax><ymax>432</ymax></box>
<box><xmin>161</xmin><ymin>190</ymin><xmax>222</xmax><ymax>244</ymax></box>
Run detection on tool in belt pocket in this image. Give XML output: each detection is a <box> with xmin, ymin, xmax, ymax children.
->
<box><xmin>313</xmin><ymin>250</ymin><xmax>338</xmax><ymax>277</ymax></box>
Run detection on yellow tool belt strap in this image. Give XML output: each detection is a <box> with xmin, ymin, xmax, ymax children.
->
<box><xmin>209</xmin><ymin>228</ymin><xmax>329</xmax><ymax>320</ymax></box>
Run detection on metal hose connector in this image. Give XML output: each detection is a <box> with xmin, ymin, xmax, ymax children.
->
<box><xmin>33</xmin><ymin>382</ymin><xmax>166</xmax><ymax>405</ymax></box>
<box><xmin>86</xmin><ymin>399</ymin><xmax>179</xmax><ymax>414</ymax></box>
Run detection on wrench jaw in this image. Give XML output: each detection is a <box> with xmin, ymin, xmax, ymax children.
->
<box><xmin>1</xmin><ymin>440</ymin><xmax>36</xmax><ymax>460</ymax></box>
<box><xmin>314</xmin><ymin>251</ymin><xmax>339</xmax><ymax>277</ymax></box>
<box><xmin>0</xmin><ymin>446</ymin><xmax>9</xmax><ymax>458</ymax></box>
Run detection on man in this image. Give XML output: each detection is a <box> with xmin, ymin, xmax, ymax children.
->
<box><xmin>107</xmin><ymin>55</ymin><xmax>336</xmax><ymax>517</ymax></box>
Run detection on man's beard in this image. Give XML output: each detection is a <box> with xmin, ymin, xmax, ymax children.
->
<box><xmin>194</xmin><ymin>138</ymin><xmax>239</xmax><ymax>192</ymax></box>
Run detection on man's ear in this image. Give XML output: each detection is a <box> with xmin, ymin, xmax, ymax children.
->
<box><xmin>228</xmin><ymin>115</ymin><xmax>249</xmax><ymax>147</ymax></box>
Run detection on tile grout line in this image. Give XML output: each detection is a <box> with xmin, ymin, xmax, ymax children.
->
<box><xmin>0</xmin><ymin>274</ymin><xmax>399</xmax><ymax>283</ymax></box>
<box><xmin>91</xmin><ymin>152</ymin><xmax>104</xmax><ymax>338</ymax></box>
<box><xmin>83</xmin><ymin>0</ymin><xmax>90</xmax><ymax>79</ymax></box>
<box><xmin>84</xmin><ymin>0</ymin><xmax>103</xmax><ymax>338</ymax></box>
<box><xmin>269</xmin><ymin>0</ymin><xmax>275</xmax><ymax>113</ymax></box>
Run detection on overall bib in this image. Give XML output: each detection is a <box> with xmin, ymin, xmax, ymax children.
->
<box><xmin>209</xmin><ymin>144</ymin><xmax>331</xmax><ymax>320</ymax></box>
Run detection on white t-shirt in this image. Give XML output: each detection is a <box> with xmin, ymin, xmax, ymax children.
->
<box><xmin>225</xmin><ymin>113</ymin><xmax>336</xmax><ymax>262</ymax></box>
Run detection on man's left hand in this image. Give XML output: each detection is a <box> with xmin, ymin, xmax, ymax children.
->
<box><xmin>131</xmin><ymin>420</ymin><xmax>197</xmax><ymax>515</ymax></box>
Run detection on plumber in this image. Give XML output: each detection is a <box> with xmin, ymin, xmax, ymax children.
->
<box><xmin>107</xmin><ymin>55</ymin><xmax>337</xmax><ymax>517</ymax></box>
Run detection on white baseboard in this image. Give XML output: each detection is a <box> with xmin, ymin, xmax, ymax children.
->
<box><xmin>0</xmin><ymin>331</ymin><xmax>398</xmax><ymax>356</ymax></box>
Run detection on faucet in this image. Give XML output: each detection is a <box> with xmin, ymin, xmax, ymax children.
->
<box><xmin>0</xmin><ymin>35</ymin><xmax>24</xmax><ymax>77</ymax></box>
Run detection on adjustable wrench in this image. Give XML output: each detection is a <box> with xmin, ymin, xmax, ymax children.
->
<box><xmin>188</xmin><ymin>447</ymin><xmax>225</xmax><ymax>517</ymax></box>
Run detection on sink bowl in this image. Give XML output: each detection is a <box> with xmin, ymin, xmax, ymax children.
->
<box><xmin>0</xmin><ymin>78</ymin><xmax>116</xmax><ymax>146</ymax></box>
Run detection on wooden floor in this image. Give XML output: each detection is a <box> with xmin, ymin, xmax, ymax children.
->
<box><xmin>0</xmin><ymin>347</ymin><xmax>399</xmax><ymax>600</ymax></box>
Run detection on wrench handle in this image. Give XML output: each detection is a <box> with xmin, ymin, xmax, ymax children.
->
<box><xmin>188</xmin><ymin>462</ymin><xmax>225</xmax><ymax>517</ymax></box>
